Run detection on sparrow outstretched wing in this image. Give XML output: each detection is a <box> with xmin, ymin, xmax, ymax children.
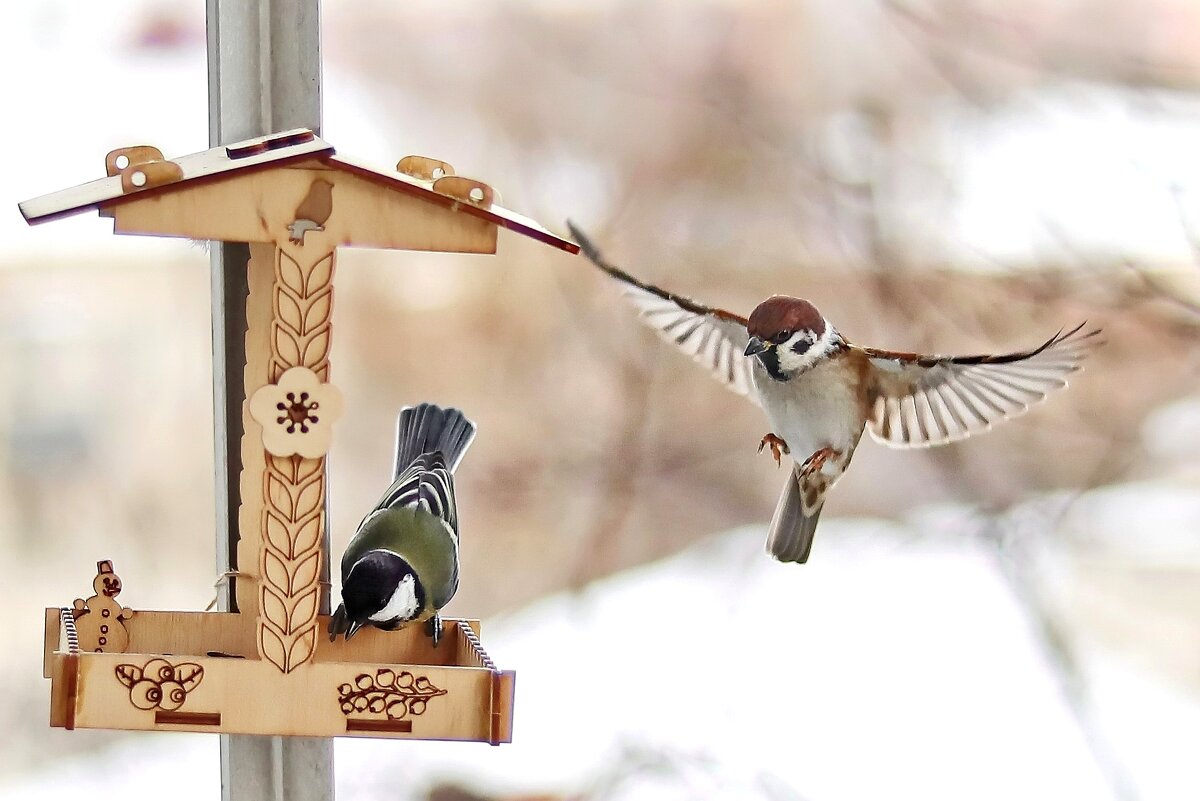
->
<box><xmin>569</xmin><ymin>222</ymin><xmax>758</xmax><ymax>401</ymax></box>
<box><xmin>859</xmin><ymin>323</ymin><xmax>1101</xmax><ymax>448</ymax></box>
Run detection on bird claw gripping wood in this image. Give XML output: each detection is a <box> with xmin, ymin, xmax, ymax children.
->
<box><xmin>426</xmin><ymin>613</ymin><xmax>443</xmax><ymax>648</ymax></box>
<box><xmin>758</xmin><ymin>433</ymin><xmax>790</xmax><ymax>467</ymax></box>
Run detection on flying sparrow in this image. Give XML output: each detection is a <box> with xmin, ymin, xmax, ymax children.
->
<box><xmin>568</xmin><ymin>222</ymin><xmax>1101</xmax><ymax>564</ymax></box>
<box><xmin>329</xmin><ymin>403</ymin><xmax>476</xmax><ymax>646</ymax></box>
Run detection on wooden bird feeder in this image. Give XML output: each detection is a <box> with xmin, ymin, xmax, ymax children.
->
<box><xmin>22</xmin><ymin>129</ymin><xmax>577</xmax><ymax>744</ymax></box>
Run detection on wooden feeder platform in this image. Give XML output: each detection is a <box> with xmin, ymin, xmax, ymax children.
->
<box><xmin>44</xmin><ymin>602</ymin><xmax>513</xmax><ymax>743</ymax></box>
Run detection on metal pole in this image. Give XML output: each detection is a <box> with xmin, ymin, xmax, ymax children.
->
<box><xmin>206</xmin><ymin>1</ymin><xmax>332</xmax><ymax>799</ymax></box>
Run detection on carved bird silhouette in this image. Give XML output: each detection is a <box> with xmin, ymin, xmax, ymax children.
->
<box><xmin>288</xmin><ymin>178</ymin><xmax>334</xmax><ymax>244</ymax></box>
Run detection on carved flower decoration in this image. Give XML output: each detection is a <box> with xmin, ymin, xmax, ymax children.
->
<box><xmin>115</xmin><ymin>658</ymin><xmax>204</xmax><ymax>711</ymax></box>
<box><xmin>249</xmin><ymin>367</ymin><xmax>344</xmax><ymax>458</ymax></box>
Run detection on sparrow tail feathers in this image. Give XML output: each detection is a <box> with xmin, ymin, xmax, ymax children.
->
<box><xmin>765</xmin><ymin>471</ymin><xmax>823</xmax><ymax>564</ymax></box>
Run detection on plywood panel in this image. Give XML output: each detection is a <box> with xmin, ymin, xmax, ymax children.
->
<box><xmin>44</xmin><ymin>612</ymin><xmax>510</xmax><ymax>741</ymax></box>
<box><xmin>20</xmin><ymin>130</ymin><xmax>331</xmax><ymax>224</ymax></box>
<box><xmin>59</xmin><ymin>651</ymin><xmax>507</xmax><ymax>741</ymax></box>
<box><xmin>111</xmin><ymin>167</ymin><xmax>498</xmax><ymax>253</ymax></box>
<box><xmin>45</xmin><ymin>609</ymin><xmax>483</xmax><ymax>670</ymax></box>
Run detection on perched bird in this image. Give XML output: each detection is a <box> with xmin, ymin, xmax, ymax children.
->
<box><xmin>568</xmin><ymin>222</ymin><xmax>1101</xmax><ymax>565</ymax></box>
<box><xmin>329</xmin><ymin>403</ymin><xmax>476</xmax><ymax>645</ymax></box>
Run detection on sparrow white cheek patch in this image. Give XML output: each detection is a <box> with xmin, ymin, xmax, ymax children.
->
<box><xmin>778</xmin><ymin>323</ymin><xmax>836</xmax><ymax>374</ymax></box>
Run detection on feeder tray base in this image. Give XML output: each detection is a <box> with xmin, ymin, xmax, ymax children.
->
<box><xmin>44</xmin><ymin>609</ymin><xmax>514</xmax><ymax>744</ymax></box>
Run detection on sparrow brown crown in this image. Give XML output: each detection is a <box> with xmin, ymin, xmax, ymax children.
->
<box><xmin>747</xmin><ymin>296</ymin><xmax>825</xmax><ymax>340</ymax></box>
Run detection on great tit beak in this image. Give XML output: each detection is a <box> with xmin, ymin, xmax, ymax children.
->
<box><xmin>744</xmin><ymin>336</ymin><xmax>769</xmax><ymax>357</ymax></box>
<box><xmin>345</xmin><ymin>620</ymin><xmax>365</xmax><ymax>641</ymax></box>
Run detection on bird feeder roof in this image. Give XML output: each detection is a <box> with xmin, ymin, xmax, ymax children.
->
<box><xmin>19</xmin><ymin>128</ymin><xmax>578</xmax><ymax>253</ymax></box>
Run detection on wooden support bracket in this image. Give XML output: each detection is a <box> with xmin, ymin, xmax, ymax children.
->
<box><xmin>396</xmin><ymin>155</ymin><xmax>455</xmax><ymax>181</ymax></box>
<box><xmin>105</xmin><ymin>145</ymin><xmax>166</xmax><ymax>176</ymax></box>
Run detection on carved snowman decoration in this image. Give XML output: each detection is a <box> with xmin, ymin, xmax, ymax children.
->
<box><xmin>72</xmin><ymin>560</ymin><xmax>134</xmax><ymax>653</ymax></box>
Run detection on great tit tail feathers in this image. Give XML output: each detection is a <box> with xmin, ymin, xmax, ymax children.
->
<box><xmin>394</xmin><ymin>403</ymin><xmax>477</xmax><ymax>477</ymax></box>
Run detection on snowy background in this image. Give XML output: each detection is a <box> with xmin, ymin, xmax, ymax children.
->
<box><xmin>2</xmin><ymin>1</ymin><xmax>1199</xmax><ymax>799</ymax></box>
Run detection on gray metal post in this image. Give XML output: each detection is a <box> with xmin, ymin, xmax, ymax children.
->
<box><xmin>206</xmin><ymin>1</ymin><xmax>333</xmax><ymax>799</ymax></box>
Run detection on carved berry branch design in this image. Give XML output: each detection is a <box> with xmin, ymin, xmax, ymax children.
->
<box><xmin>116</xmin><ymin>658</ymin><xmax>204</xmax><ymax>711</ymax></box>
<box><xmin>338</xmin><ymin>670</ymin><xmax>447</xmax><ymax>720</ymax></box>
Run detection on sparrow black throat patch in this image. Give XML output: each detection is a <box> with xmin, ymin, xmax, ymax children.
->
<box><xmin>758</xmin><ymin>347</ymin><xmax>789</xmax><ymax>382</ymax></box>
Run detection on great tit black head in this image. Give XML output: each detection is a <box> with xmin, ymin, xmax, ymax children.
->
<box><xmin>340</xmin><ymin>550</ymin><xmax>426</xmax><ymax>639</ymax></box>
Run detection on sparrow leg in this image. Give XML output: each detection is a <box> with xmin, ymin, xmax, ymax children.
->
<box><xmin>757</xmin><ymin>433</ymin><xmax>790</xmax><ymax>467</ymax></box>
<box><xmin>798</xmin><ymin>446</ymin><xmax>838</xmax><ymax>478</ymax></box>
<box><xmin>425</xmin><ymin>612</ymin><xmax>443</xmax><ymax>648</ymax></box>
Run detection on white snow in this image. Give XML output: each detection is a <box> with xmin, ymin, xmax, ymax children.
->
<box><xmin>7</xmin><ymin>506</ymin><xmax>1198</xmax><ymax>801</ymax></box>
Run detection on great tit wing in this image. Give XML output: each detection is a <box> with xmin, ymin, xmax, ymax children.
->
<box><xmin>370</xmin><ymin>452</ymin><xmax>457</xmax><ymax>532</ymax></box>
<box><xmin>418</xmin><ymin>456</ymin><xmax>457</xmax><ymax>537</ymax></box>
<box><xmin>859</xmin><ymin>323</ymin><xmax>1101</xmax><ymax>449</ymax></box>
<box><xmin>569</xmin><ymin>222</ymin><xmax>758</xmax><ymax>402</ymax></box>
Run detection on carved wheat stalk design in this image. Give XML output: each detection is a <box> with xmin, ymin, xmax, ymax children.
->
<box><xmin>270</xmin><ymin>249</ymin><xmax>334</xmax><ymax>383</ymax></box>
<box><xmin>258</xmin><ymin>247</ymin><xmax>335</xmax><ymax>673</ymax></box>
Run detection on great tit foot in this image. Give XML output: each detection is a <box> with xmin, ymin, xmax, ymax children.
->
<box><xmin>758</xmin><ymin>433</ymin><xmax>790</xmax><ymax>466</ymax></box>
<box><xmin>426</xmin><ymin>613</ymin><xmax>443</xmax><ymax>648</ymax></box>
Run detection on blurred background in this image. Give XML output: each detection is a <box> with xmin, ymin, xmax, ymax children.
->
<box><xmin>3</xmin><ymin>0</ymin><xmax>1199</xmax><ymax>799</ymax></box>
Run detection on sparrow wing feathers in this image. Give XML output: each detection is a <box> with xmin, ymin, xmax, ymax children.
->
<box><xmin>569</xmin><ymin>222</ymin><xmax>758</xmax><ymax>402</ymax></box>
<box><xmin>860</xmin><ymin>322</ymin><xmax>1101</xmax><ymax>448</ymax></box>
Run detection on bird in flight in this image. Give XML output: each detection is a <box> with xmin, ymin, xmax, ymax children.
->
<box><xmin>569</xmin><ymin>222</ymin><xmax>1101</xmax><ymax>564</ymax></box>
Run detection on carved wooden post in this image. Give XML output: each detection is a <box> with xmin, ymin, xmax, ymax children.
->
<box><xmin>243</xmin><ymin>235</ymin><xmax>339</xmax><ymax>672</ymax></box>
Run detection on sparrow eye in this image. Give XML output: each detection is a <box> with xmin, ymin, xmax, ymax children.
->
<box><xmin>771</xmin><ymin>331</ymin><xmax>791</xmax><ymax>344</ymax></box>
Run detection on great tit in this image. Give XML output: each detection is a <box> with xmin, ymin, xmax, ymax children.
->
<box><xmin>328</xmin><ymin>403</ymin><xmax>476</xmax><ymax>646</ymax></box>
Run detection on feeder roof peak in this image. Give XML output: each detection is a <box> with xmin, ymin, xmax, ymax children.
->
<box><xmin>19</xmin><ymin>129</ymin><xmax>577</xmax><ymax>253</ymax></box>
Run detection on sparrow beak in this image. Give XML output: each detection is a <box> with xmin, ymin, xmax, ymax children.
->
<box><xmin>744</xmin><ymin>336</ymin><xmax>769</xmax><ymax>357</ymax></box>
<box><xmin>345</xmin><ymin>620</ymin><xmax>365</xmax><ymax>641</ymax></box>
